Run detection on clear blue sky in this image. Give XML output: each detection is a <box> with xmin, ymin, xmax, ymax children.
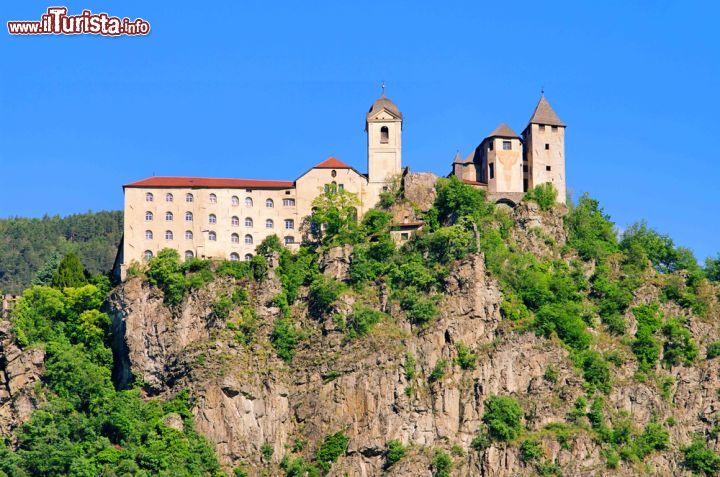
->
<box><xmin>1</xmin><ymin>1</ymin><xmax>719</xmax><ymax>260</ymax></box>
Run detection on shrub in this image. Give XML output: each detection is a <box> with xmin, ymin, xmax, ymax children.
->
<box><xmin>543</xmin><ymin>366</ymin><xmax>558</xmax><ymax>384</ymax></box>
<box><xmin>384</xmin><ymin>440</ymin><xmax>406</xmax><ymax>468</ymax></box>
<box><xmin>271</xmin><ymin>317</ymin><xmax>301</xmax><ymax>362</ymax></box>
<box><xmin>632</xmin><ymin>304</ymin><xmax>663</xmax><ymax>372</ymax></box>
<box><xmin>564</xmin><ymin>194</ymin><xmax>618</xmax><ymax>261</ymax></box>
<box><xmin>520</xmin><ymin>439</ymin><xmax>544</xmax><ymax>463</ymax></box>
<box><xmin>632</xmin><ymin>420</ymin><xmax>669</xmax><ymax>460</ymax></box>
<box><xmin>315</xmin><ymin>431</ymin><xmax>349</xmax><ymax>473</ymax></box>
<box><xmin>707</xmin><ymin>341</ymin><xmax>720</xmax><ymax>359</ymax></box>
<box><xmin>482</xmin><ymin>396</ymin><xmax>523</xmax><ymax>441</ymax></box>
<box><xmin>683</xmin><ymin>438</ymin><xmax>720</xmax><ymax>475</ymax></box>
<box><xmin>534</xmin><ymin>301</ymin><xmax>591</xmax><ymax>351</ymax></box>
<box><xmin>346</xmin><ymin>304</ymin><xmax>386</xmax><ymax>339</ymax></box>
<box><xmin>434</xmin><ymin>176</ymin><xmax>492</xmax><ymax>224</ymax></box>
<box><xmin>260</xmin><ymin>442</ymin><xmax>274</xmax><ymax>461</ymax></box>
<box><xmin>524</xmin><ymin>183</ymin><xmax>557</xmax><ymax>211</ymax></box>
<box><xmin>428</xmin><ymin>360</ymin><xmax>447</xmax><ymax>383</ymax></box>
<box><xmin>431</xmin><ymin>449</ymin><xmax>453</xmax><ymax>477</ymax></box>
<box><xmin>470</xmin><ymin>431</ymin><xmax>490</xmax><ymax>451</ymax></box>
<box><xmin>280</xmin><ymin>456</ymin><xmax>320</xmax><ymax>477</ymax></box>
<box><xmin>587</xmin><ymin>397</ymin><xmax>608</xmax><ymax>436</ymax></box>
<box><xmin>579</xmin><ymin>351</ymin><xmax>611</xmax><ymax>394</ymax></box>
<box><xmin>212</xmin><ymin>295</ymin><xmax>232</xmax><ymax>320</ymax></box>
<box><xmin>455</xmin><ymin>342</ymin><xmax>477</xmax><ymax>370</ymax></box>
<box><xmin>308</xmin><ymin>276</ymin><xmax>343</xmax><ymax>318</ymax></box>
<box><xmin>662</xmin><ymin>317</ymin><xmax>698</xmax><ymax>366</ymax></box>
<box><xmin>404</xmin><ymin>353</ymin><xmax>416</xmax><ymax>381</ymax></box>
<box><xmin>397</xmin><ymin>287</ymin><xmax>438</xmax><ymax>325</ymax></box>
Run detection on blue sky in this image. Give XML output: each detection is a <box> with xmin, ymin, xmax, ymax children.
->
<box><xmin>1</xmin><ymin>1</ymin><xmax>718</xmax><ymax>260</ymax></box>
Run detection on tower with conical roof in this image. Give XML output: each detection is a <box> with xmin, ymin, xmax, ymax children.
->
<box><xmin>522</xmin><ymin>94</ymin><xmax>566</xmax><ymax>203</ymax></box>
<box><xmin>366</xmin><ymin>86</ymin><xmax>403</xmax><ymax>199</ymax></box>
<box><xmin>481</xmin><ymin>123</ymin><xmax>524</xmax><ymax>193</ymax></box>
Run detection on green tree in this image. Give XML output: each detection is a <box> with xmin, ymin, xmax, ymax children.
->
<box><xmin>310</xmin><ymin>188</ymin><xmax>362</xmax><ymax>246</ymax></box>
<box><xmin>52</xmin><ymin>253</ymin><xmax>88</xmax><ymax>289</ymax></box>
<box><xmin>524</xmin><ymin>183</ymin><xmax>558</xmax><ymax>211</ymax></box>
<box><xmin>482</xmin><ymin>396</ymin><xmax>523</xmax><ymax>441</ymax></box>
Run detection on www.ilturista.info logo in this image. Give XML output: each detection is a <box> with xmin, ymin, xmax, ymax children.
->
<box><xmin>7</xmin><ymin>7</ymin><xmax>150</xmax><ymax>36</ymax></box>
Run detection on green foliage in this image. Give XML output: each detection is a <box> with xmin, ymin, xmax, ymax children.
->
<box><xmin>587</xmin><ymin>397</ymin><xmax>608</xmax><ymax>436</ymax></box>
<box><xmin>315</xmin><ymin>431</ymin><xmax>349</xmax><ymax>473</ymax></box>
<box><xmin>578</xmin><ymin>351</ymin><xmax>611</xmax><ymax>394</ymax></box>
<box><xmin>384</xmin><ymin>440</ymin><xmax>406</xmax><ymax>468</ymax></box>
<box><xmin>482</xmin><ymin>395</ymin><xmax>523</xmax><ymax>441</ymax></box>
<box><xmin>308</xmin><ymin>276</ymin><xmax>344</xmax><ymax>318</ymax></box>
<box><xmin>271</xmin><ymin>316</ymin><xmax>301</xmax><ymax>362</ymax></box>
<box><xmin>397</xmin><ymin>287</ymin><xmax>438</xmax><ymax>325</ymax></box>
<box><xmin>428</xmin><ymin>360</ymin><xmax>447</xmax><ymax>383</ymax></box>
<box><xmin>470</xmin><ymin>431</ymin><xmax>490</xmax><ymax>451</ymax></box>
<box><xmin>145</xmin><ymin>249</ymin><xmax>217</xmax><ymax>306</ymax></box>
<box><xmin>455</xmin><ymin>342</ymin><xmax>477</xmax><ymax>370</ymax></box>
<box><xmin>51</xmin><ymin>252</ymin><xmax>88</xmax><ymax>289</ymax></box>
<box><xmin>404</xmin><ymin>353</ymin><xmax>416</xmax><ymax>381</ymax></box>
<box><xmin>0</xmin><ymin>211</ymin><xmax>123</xmax><ymax>294</ymax></box>
<box><xmin>310</xmin><ymin>189</ymin><xmax>362</xmax><ymax>246</ymax></box>
<box><xmin>434</xmin><ymin>176</ymin><xmax>492</xmax><ymax>225</ymax></box>
<box><xmin>534</xmin><ymin>301</ymin><xmax>591</xmax><ymax>351</ymax></box>
<box><xmin>346</xmin><ymin>304</ymin><xmax>386</xmax><ymax>339</ymax></box>
<box><xmin>524</xmin><ymin>183</ymin><xmax>558</xmax><ymax>211</ymax></box>
<box><xmin>520</xmin><ymin>439</ymin><xmax>544</xmax><ymax>463</ymax></box>
<box><xmin>281</xmin><ymin>456</ymin><xmax>320</xmax><ymax>477</ymax></box>
<box><xmin>431</xmin><ymin>449</ymin><xmax>453</xmax><ymax>477</ymax></box>
<box><xmin>631</xmin><ymin>303</ymin><xmax>662</xmax><ymax>372</ymax></box>
<box><xmin>683</xmin><ymin>438</ymin><xmax>720</xmax><ymax>475</ymax></box>
<box><xmin>543</xmin><ymin>366</ymin><xmax>558</xmax><ymax>384</ymax></box>
<box><xmin>212</xmin><ymin>295</ymin><xmax>233</xmax><ymax>320</ymax></box>
<box><xmin>706</xmin><ymin>341</ymin><xmax>720</xmax><ymax>359</ymax></box>
<box><xmin>569</xmin><ymin>396</ymin><xmax>587</xmax><ymax>423</ymax></box>
<box><xmin>705</xmin><ymin>254</ymin><xmax>720</xmax><ymax>281</ymax></box>
<box><xmin>564</xmin><ymin>194</ymin><xmax>618</xmax><ymax>261</ymax></box>
<box><xmin>662</xmin><ymin>317</ymin><xmax>698</xmax><ymax>366</ymax></box>
<box><xmin>260</xmin><ymin>442</ymin><xmax>274</xmax><ymax>461</ymax></box>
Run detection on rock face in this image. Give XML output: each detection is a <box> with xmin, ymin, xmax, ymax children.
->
<box><xmin>0</xmin><ymin>320</ymin><xmax>44</xmax><ymax>438</ymax></box>
<box><xmin>101</xmin><ymin>232</ymin><xmax>720</xmax><ymax>476</ymax></box>
<box><xmin>510</xmin><ymin>201</ymin><xmax>567</xmax><ymax>257</ymax></box>
<box><xmin>402</xmin><ymin>171</ymin><xmax>438</xmax><ymax>212</ymax></box>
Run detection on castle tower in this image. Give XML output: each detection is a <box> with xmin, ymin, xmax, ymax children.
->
<box><xmin>482</xmin><ymin>123</ymin><xmax>524</xmax><ymax>193</ymax></box>
<box><xmin>366</xmin><ymin>89</ymin><xmax>402</xmax><ymax>193</ymax></box>
<box><xmin>522</xmin><ymin>94</ymin><xmax>566</xmax><ymax>203</ymax></box>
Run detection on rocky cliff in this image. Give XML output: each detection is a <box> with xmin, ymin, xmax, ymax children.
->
<box><xmin>96</xmin><ymin>201</ymin><xmax>720</xmax><ymax>477</ymax></box>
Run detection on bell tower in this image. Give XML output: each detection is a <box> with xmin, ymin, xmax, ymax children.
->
<box><xmin>366</xmin><ymin>84</ymin><xmax>403</xmax><ymax>191</ymax></box>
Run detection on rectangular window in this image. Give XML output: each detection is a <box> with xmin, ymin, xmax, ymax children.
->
<box><xmin>523</xmin><ymin>164</ymin><xmax>529</xmax><ymax>173</ymax></box>
<box><xmin>488</xmin><ymin>141</ymin><xmax>494</xmax><ymax>151</ymax></box>
<box><xmin>282</xmin><ymin>198</ymin><xmax>295</xmax><ymax>206</ymax></box>
<box><xmin>539</xmin><ymin>125</ymin><xmax>545</xmax><ymax>132</ymax></box>
<box><xmin>502</xmin><ymin>140</ymin><xmax>511</xmax><ymax>150</ymax></box>
<box><xmin>545</xmin><ymin>144</ymin><xmax>550</xmax><ymax>150</ymax></box>
<box><xmin>489</xmin><ymin>163</ymin><xmax>495</xmax><ymax>180</ymax></box>
<box><xmin>246</xmin><ymin>189</ymin><xmax>252</xmax><ymax>193</ymax></box>
<box><xmin>400</xmin><ymin>232</ymin><xmax>409</xmax><ymax>240</ymax></box>
<box><xmin>551</xmin><ymin>126</ymin><xmax>558</xmax><ymax>132</ymax></box>
<box><xmin>338</xmin><ymin>184</ymin><xmax>344</xmax><ymax>191</ymax></box>
<box><xmin>284</xmin><ymin>219</ymin><xmax>294</xmax><ymax>229</ymax></box>
<box><xmin>546</xmin><ymin>165</ymin><xmax>552</xmax><ymax>171</ymax></box>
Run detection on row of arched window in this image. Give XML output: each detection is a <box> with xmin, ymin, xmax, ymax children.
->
<box><xmin>144</xmin><ymin>212</ymin><xmax>294</xmax><ymax>229</ymax></box>
<box><xmin>145</xmin><ymin>192</ymin><xmax>294</xmax><ymax>208</ymax></box>
<box><xmin>143</xmin><ymin>250</ymin><xmax>255</xmax><ymax>262</ymax></box>
<box><xmin>144</xmin><ymin>230</ymin><xmax>296</xmax><ymax>245</ymax></box>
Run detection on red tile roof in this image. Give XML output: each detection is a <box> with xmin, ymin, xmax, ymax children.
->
<box><xmin>124</xmin><ymin>176</ymin><xmax>294</xmax><ymax>189</ymax></box>
<box><xmin>312</xmin><ymin>157</ymin><xmax>353</xmax><ymax>169</ymax></box>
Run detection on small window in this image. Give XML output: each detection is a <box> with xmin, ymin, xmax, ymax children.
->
<box><xmin>145</xmin><ymin>192</ymin><xmax>154</xmax><ymax>202</ymax></box>
<box><xmin>266</xmin><ymin>198</ymin><xmax>274</xmax><ymax>208</ymax></box>
<box><xmin>209</xmin><ymin>193</ymin><xmax>217</xmax><ymax>204</ymax></box>
<box><xmin>143</xmin><ymin>250</ymin><xmax>153</xmax><ymax>260</ymax></box>
<box><xmin>283</xmin><ymin>198</ymin><xmax>295</xmax><ymax>206</ymax></box>
<box><xmin>523</xmin><ymin>164</ymin><xmax>529</xmax><ymax>172</ymax></box>
<box><xmin>185</xmin><ymin>250</ymin><xmax>194</xmax><ymax>260</ymax></box>
<box><xmin>551</xmin><ymin>126</ymin><xmax>558</xmax><ymax>132</ymax></box>
<box><xmin>185</xmin><ymin>230</ymin><xmax>193</xmax><ymax>240</ymax></box>
<box><xmin>266</xmin><ymin>219</ymin><xmax>274</xmax><ymax>228</ymax></box>
<box><xmin>284</xmin><ymin>236</ymin><xmax>294</xmax><ymax>245</ymax></box>
<box><xmin>546</xmin><ymin>165</ymin><xmax>552</xmax><ymax>171</ymax></box>
<box><xmin>165</xmin><ymin>230</ymin><xmax>173</xmax><ymax>240</ymax></box>
<box><xmin>246</xmin><ymin>189</ymin><xmax>252</xmax><ymax>193</ymax></box>
<box><xmin>165</xmin><ymin>212</ymin><xmax>173</xmax><ymax>221</ymax></box>
<box><xmin>185</xmin><ymin>212</ymin><xmax>193</xmax><ymax>222</ymax></box>
<box><xmin>284</xmin><ymin>219</ymin><xmax>294</xmax><ymax>230</ymax></box>
<box><xmin>231</xmin><ymin>196</ymin><xmax>240</xmax><ymax>206</ymax></box>
<box><xmin>145</xmin><ymin>211</ymin><xmax>154</xmax><ymax>221</ymax></box>
<box><xmin>230</xmin><ymin>252</ymin><xmax>240</xmax><ymax>262</ymax></box>
<box><xmin>244</xmin><ymin>253</ymin><xmax>253</xmax><ymax>261</ymax></box>
<box><xmin>338</xmin><ymin>184</ymin><xmax>344</xmax><ymax>191</ymax></box>
<box><xmin>231</xmin><ymin>233</ymin><xmax>240</xmax><ymax>244</ymax></box>
<box><xmin>186</xmin><ymin>193</ymin><xmax>194</xmax><ymax>203</ymax></box>
<box><xmin>502</xmin><ymin>140</ymin><xmax>512</xmax><ymax>150</ymax></box>
<box><xmin>209</xmin><ymin>214</ymin><xmax>217</xmax><ymax>224</ymax></box>
<box><xmin>245</xmin><ymin>217</ymin><xmax>253</xmax><ymax>227</ymax></box>
<box><xmin>331</xmin><ymin>169</ymin><xmax>337</xmax><ymax>178</ymax></box>
<box><xmin>539</xmin><ymin>125</ymin><xmax>546</xmax><ymax>132</ymax></box>
<box><xmin>231</xmin><ymin>216</ymin><xmax>239</xmax><ymax>227</ymax></box>
<box><xmin>545</xmin><ymin>143</ymin><xmax>550</xmax><ymax>150</ymax></box>
<box><xmin>165</xmin><ymin>193</ymin><xmax>174</xmax><ymax>202</ymax></box>
<box><xmin>285</xmin><ymin>190</ymin><xmax>291</xmax><ymax>195</ymax></box>
<box><xmin>245</xmin><ymin>197</ymin><xmax>253</xmax><ymax>207</ymax></box>
<box><xmin>244</xmin><ymin>234</ymin><xmax>253</xmax><ymax>245</ymax></box>
<box><xmin>489</xmin><ymin>163</ymin><xmax>495</xmax><ymax>180</ymax></box>
<box><xmin>145</xmin><ymin>230</ymin><xmax>153</xmax><ymax>240</ymax></box>
<box><xmin>488</xmin><ymin>141</ymin><xmax>494</xmax><ymax>151</ymax></box>
<box><xmin>380</xmin><ymin>126</ymin><xmax>389</xmax><ymax>144</ymax></box>
<box><xmin>208</xmin><ymin>231</ymin><xmax>217</xmax><ymax>241</ymax></box>
<box><xmin>401</xmin><ymin>232</ymin><xmax>409</xmax><ymax>240</ymax></box>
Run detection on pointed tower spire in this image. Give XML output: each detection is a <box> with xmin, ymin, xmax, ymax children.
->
<box><xmin>528</xmin><ymin>94</ymin><xmax>565</xmax><ymax>127</ymax></box>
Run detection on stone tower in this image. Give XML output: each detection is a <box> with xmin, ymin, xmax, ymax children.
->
<box><xmin>366</xmin><ymin>91</ymin><xmax>403</xmax><ymax>196</ymax></box>
<box><xmin>482</xmin><ymin>123</ymin><xmax>524</xmax><ymax>194</ymax></box>
<box><xmin>522</xmin><ymin>95</ymin><xmax>566</xmax><ymax>203</ymax></box>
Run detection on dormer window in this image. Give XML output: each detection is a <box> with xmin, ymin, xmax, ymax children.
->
<box><xmin>380</xmin><ymin>126</ymin><xmax>389</xmax><ymax>144</ymax></box>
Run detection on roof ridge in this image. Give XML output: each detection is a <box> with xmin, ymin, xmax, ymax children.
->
<box><xmin>528</xmin><ymin>95</ymin><xmax>565</xmax><ymax>127</ymax></box>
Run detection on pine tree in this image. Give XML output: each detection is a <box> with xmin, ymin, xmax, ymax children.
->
<box><xmin>52</xmin><ymin>253</ymin><xmax>88</xmax><ymax>289</ymax></box>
